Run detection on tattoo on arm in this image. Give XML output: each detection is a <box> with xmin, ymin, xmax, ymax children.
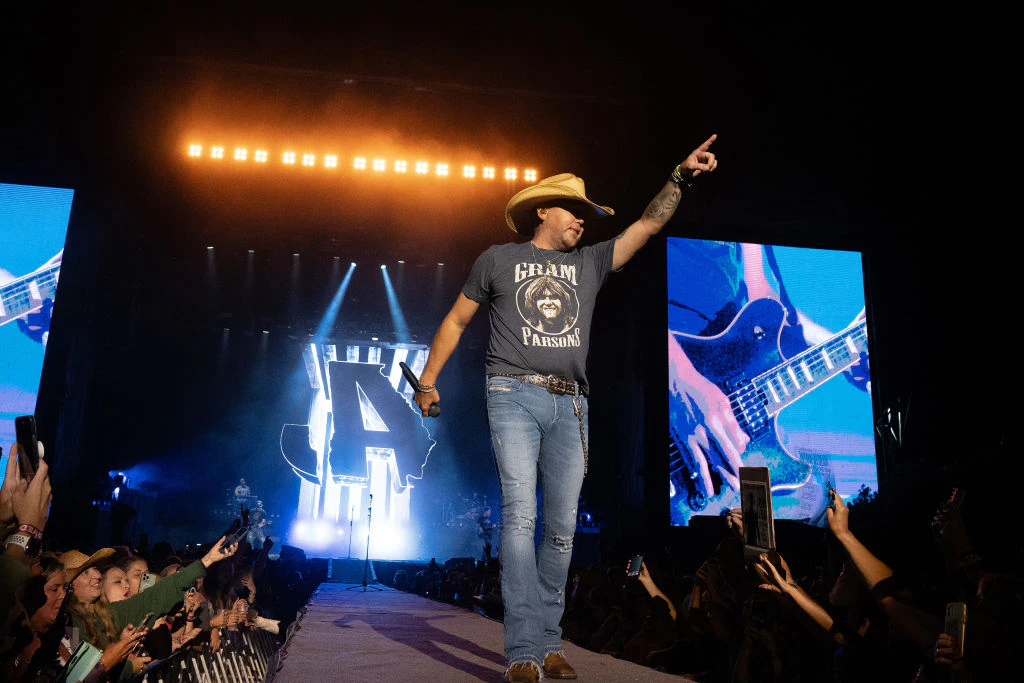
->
<box><xmin>643</xmin><ymin>185</ymin><xmax>682</xmax><ymax>222</ymax></box>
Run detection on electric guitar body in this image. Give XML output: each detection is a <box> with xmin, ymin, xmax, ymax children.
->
<box><xmin>670</xmin><ymin>297</ymin><xmax>868</xmax><ymax>517</ymax></box>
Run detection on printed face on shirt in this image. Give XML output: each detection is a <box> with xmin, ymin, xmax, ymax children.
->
<box><xmin>519</xmin><ymin>275</ymin><xmax>579</xmax><ymax>335</ymax></box>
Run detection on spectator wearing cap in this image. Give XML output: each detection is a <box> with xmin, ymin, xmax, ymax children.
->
<box><xmin>65</xmin><ymin>536</ymin><xmax>238</xmax><ymax>682</ymax></box>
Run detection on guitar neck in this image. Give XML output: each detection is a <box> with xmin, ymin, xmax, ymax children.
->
<box><xmin>0</xmin><ymin>263</ymin><xmax>60</xmax><ymax>326</ymax></box>
<box><xmin>746</xmin><ymin>320</ymin><xmax>868</xmax><ymax>416</ymax></box>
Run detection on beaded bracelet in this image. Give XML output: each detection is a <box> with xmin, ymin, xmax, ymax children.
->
<box><xmin>670</xmin><ymin>164</ymin><xmax>694</xmax><ymax>188</ymax></box>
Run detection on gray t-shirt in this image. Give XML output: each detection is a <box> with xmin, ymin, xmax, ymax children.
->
<box><xmin>462</xmin><ymin>239</ymin><xmax>616</xmax><ymax>395</ymax></box>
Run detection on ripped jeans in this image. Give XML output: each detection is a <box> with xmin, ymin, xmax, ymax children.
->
<box><xmin>486</xmin><ymin>375</ymin><xmax>587</xmax><ymax>667</ymax></box>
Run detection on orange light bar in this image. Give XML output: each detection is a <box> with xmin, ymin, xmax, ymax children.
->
<box><xmin>182</xmin><ymin>144</ymin><xmax>539</xmax><ymax>183</ymax></box>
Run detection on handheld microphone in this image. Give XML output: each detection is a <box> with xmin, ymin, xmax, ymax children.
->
<box><xmin>399</xmin><ymin>362</ymin><xmax>441</xmax><ymax>417</ymax></box>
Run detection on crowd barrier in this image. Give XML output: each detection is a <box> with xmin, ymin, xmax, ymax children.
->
<box><xmin>138</xmin><ymin>625</ymin><xmax>290</xmax><ymax>683</ymax></box>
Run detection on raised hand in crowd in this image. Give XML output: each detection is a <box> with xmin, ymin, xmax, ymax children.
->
<box><xmin>200</xmin><ymin>536</ymin><xmax>239</xmax><ymax>568</ymax></box>
<box><xmin>99</xmin><ymin>624</ymin><xmax>149</xmax><ymax>674</ymax></box>
<box><xmin>172</xmin><ymin>620</ymin><xmax>202</xmax><ymax>651</ymax></box>
<box><xmin>754</xmin><ymin>552</ymin><xmax>844</xmax><ymax>644</ymax></box>
<box><xmin>753</xmin><ymin>552</ymin><xmax>794</xmax><ymax>594</ymax></box>
<box><xmin>931</xmin><ymin>632</ymin><xmax>961</xmax><ymax>671</ymax></box>
<box><xmin>726</xmin><ymin>508</ymin><xmax>743</xmax><ymax>541</ymax></box>
<box><xmin>633</xmin><ymin>560</ymin><xmax>677</xmax><ymax>622</ymax></box>
<box><xmin>0</xmin><ymin>446</ymin><xmax>22</xmax><ymax>528</ymax></box>
<box><xmin>930</xmin><ymin>488</ymin><xmax>981</xmax><ymax>575</ymax></box>
<box><xmin>2</xmin><ymin>443</ymin><xmax>50</xmax><ymax>524</ymax></box>
<box><xmin>2</xmin><ymin>445</ymin><xmax>51</xmax><ymax>563</ymax></box>
<box><xmin>826</xmin><ymin>489</ymin><xmax>941</xmax><ymax>650</ymax></box>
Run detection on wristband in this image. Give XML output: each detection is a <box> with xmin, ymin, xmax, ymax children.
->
<box><xmin>869</xmin><ymin>574</ymin><xmax>898</xmax><ymax>601</ymax></box>
<box><xmin>670</xmin><ymin>164</ymin><xmax>693</xmax><ymax>187</ymax></box>
<box><xmin>18</xmin><ymin>523</ymin><xmax>43</xmax><ymax>541</ymax></box>
<box><xmin>417</xmin><ymin>384</ymin><xmax>436</xmax><ymax>392</ymax></box>
<box><xmin>4</xmin><ymin>533</ymin><xmax>31</xmax><ymax>551</ymax></box>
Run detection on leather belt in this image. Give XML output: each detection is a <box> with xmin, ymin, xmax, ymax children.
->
<box><xmin>488</xmin><ymin>373</ymin><xmax>582</xmax><ymax>397</ymax></box>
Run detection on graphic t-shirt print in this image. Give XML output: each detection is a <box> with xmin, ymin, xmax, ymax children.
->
<box><xmin>513</xmin><ymin>261</ymin><xmax>582</xmax><ymax>348</ymax></box>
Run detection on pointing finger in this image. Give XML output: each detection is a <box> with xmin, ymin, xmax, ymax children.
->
<box><xmin>695</xmin><ymin>133</ymin><xmax>718</xmax><ymax>152</ymax></box>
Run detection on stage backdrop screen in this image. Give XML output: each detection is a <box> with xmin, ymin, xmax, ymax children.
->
<box><xmin>0</xmin><ymin>182</ymin><xmax>74</xmax><ymax>482</ymax></box>
<box><xmin>667</xmin><ymin>237</ymin><xmax>877</xmax><ymax>527</ymax></box>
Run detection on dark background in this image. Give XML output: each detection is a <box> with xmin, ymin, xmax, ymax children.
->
<box><xmin>1</xmin><ymin>3</ymin><xmax>1008</xmax><ymax>562</ymax></box>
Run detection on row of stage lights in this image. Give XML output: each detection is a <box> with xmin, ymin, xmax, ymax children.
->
<box><xmin>187</xmin><ymin>144</ymin><xmax>538</xmax><ymax>182</ymax></box>
<box><xmin>206</xmin><ymin>246</ymin><xmax>445</xmax><ymax>266</ymax></box>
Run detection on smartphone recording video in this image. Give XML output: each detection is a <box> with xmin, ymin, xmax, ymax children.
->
<box><xmin>627</xmin><ymin>554</ymin><xmax>643</xmax><ymax>577</ymax></box>
<box><xmin>14</xmin><ymin>415</ymin><xmax>40</xmax><ymax>479</ymax></box>
<box><xmin>945</xmin><ymin>601</ymin><xmax>967</xmax><ymax>658</ymax></box>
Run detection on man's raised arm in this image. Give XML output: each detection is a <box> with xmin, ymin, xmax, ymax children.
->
<box><xmin>612</xmin><ymin>133</ymin><xmax>718</xmax><ymax>270</ymax></box>
<box><xmin>414</xmin><ymin>293</ymin><xmax>480</xmax><ymax>417</ymax></box>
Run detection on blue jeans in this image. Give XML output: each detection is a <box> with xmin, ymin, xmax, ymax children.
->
<box><xmin>486</xmin><ymin>376</ymin><xmax>587</xmax><ymax>667</ymax></box>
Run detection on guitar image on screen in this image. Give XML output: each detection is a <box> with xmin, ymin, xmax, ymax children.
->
<box><xmin>0</xmin><ymin>251</ymin><xmax>62</xmax><ymax>344</ymax></box>
<box><xmin>670</xmin><ymin>297</ymin><xmax>868</xmax><ymax>513</ymax></box>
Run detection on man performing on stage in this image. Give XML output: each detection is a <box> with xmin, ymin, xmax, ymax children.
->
<box><xmin>414</xmin><ymin>134</ymin><xmax>718</xmax><ymax>682</ymax></box>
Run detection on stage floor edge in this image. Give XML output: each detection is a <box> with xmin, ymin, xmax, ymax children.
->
<box><xmin>274</xmin><ymin>582</ymin><xmax>696</xmax><ymax>682</ymax></box>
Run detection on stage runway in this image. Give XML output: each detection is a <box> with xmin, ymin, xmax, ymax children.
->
<box><xmin>274</xmin><ymin>583</ymin><xmax>695</xmax><ymax>682</ymax></box>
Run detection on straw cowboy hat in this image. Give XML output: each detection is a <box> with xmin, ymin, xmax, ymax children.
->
<box><xmin>61</xmin><ymin>548</ymin><xmax>115</xmax><ymax>583</ymax></box>
<box><xmin>504</xmin><ymin>173</ymin><xmax>614</xmax><ymax>233</ymax></box>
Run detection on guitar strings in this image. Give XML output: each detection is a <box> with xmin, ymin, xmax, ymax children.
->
<box><xmin>726</xmin><ymin>324</ymin><xmax>869</xmax><ymax>413</ymax></box>
<box><xmin>0</xmin><ymin>269</ymin><xmax>60</xmax><ymax>309</ymax></box>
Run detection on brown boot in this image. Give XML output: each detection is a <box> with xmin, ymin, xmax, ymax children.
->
<box><xmin>543</xmin><ymin>651</ymin><xmax>578</xmax><ymax>680</ymax></box>
<box><xmin>504</xmin><ymin>661</ymin><xmax>540</xmax><ymax>683</ymax></box>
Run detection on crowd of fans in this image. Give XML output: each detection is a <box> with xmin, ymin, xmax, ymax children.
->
<box><xmin>1</xmin><ymin>442</ymin><xmax>320</xmax><ymax>682</ymax></box>
<box><xmin>7</xmin><ymin>434</ymin><xmax>1022</xmax><ymax>682</ymax></box>
<box><xmin>401</xmin><ymin>459</ymin><xmax>1022</xmax><ymax>682</ymax></box>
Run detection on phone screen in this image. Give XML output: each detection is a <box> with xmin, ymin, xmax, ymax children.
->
<box><xmin>945</xmin><ymin>602</ymin><xmax>967</xmax><ymax>657</ymax></box>
<box><xmin>627</xmin><ymin>555</ymin><xmax>643</xmax><ymax>577</ymax></box>
<box><xmin>14</xmin><ymin>415</ymin><xmax>40</xmax><ymax>478</ymax></box>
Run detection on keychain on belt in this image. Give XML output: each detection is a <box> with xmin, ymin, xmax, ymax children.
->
<box><xmin>573</xmin><ymin>395</ymin><xmax>588</xmax><ymax>476</ymax></box>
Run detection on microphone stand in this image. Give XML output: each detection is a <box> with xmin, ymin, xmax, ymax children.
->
<box><xmin>347</xmin><ymin>494</ymin><xmax>382</xmax><ymax>592</ymax></box>
<box><xmin>347</xmin><ymin>506</ymin><xmax>354</xmax><ymax>559</ymax></box>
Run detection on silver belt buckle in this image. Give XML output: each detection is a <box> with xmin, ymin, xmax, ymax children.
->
<box><xmin>548</xmin><ymin>375</ymin><xmax>567</xmax><ymax>394</ymax></box>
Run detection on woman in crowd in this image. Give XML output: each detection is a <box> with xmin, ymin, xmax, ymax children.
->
<box><xmin>102</xmin><ymin>565</ymin><xmax>131</xmax><ymax>604</ymax></box>
<box><xmin>65</xmin><ymin>537</ymin><xmax>237</xmax><ymax>681</ymax></box>
<box><xmin>117</xmin><ymin>555</ymin><xmax>150</xmax><ymax>598</ymax></box>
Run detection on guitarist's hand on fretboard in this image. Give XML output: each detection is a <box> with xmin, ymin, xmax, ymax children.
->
<box><xmin>669</xmin><ymin>331</ymin><xmax>750</xmax><ymax>499</ymax></box>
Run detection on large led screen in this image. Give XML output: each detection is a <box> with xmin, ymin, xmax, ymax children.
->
<box><xmin>0</xmin><ymin>182</ymin><xmax>74</xmax><ymax>481</ymax></box>
<box><xmin>667</xmin><ymin>237</ymin><xmax>877</xmax><ymax>527</ymax></box>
